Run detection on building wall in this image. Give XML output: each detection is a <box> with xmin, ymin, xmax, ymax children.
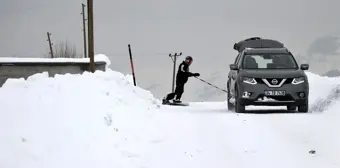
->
<box><xmin>0</xmin><ymin>62</ymin><xmax>106</xmax><ymax>86</ymax></box>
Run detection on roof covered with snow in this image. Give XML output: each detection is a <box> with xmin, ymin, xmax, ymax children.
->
<box><xmin>0</xmin><ymin>54</ymin><xmax>111</xmax><ymax>65</ymax></box>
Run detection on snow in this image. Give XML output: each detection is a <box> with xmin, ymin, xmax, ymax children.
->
<box><xmin>257</xmin><ymin>96</ymin><xmax>277</xmax><ymax>101</ymax></box>
<box><xmin>0</xmin><ymin>54</ymin><xmax>340</xmax><ymax>168</ymax></box>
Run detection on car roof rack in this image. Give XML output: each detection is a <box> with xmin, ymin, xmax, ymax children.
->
<box><xmin>233</xmin><ymin>37</ymin><xmax>284</xmax><ymax>52</ymax></box>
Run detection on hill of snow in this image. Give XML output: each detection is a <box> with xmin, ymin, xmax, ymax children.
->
<box><xmin>0</xmin><ymin>54</ymin><xmax>340</xmax><ymax>168</ymax></box>
<box><xmin>0</xmin><ymin>56</ymin><xmax>163</xmax><ymax>168</ymax></box>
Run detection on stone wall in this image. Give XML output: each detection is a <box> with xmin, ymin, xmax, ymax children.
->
<box><xmin>0</xmin><ymin>62</ymin><xmax>106</xmax><ymax>86</ymax></box>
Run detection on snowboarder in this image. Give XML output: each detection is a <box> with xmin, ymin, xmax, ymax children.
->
<box><xmin>162</xmin><ymin>56</ymin><xmax>200</xmax><ymax>104</ymax></box>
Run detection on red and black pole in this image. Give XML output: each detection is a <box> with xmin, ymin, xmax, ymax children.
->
<box><xmin>128</xmin><ymin>44</ymin><xmax>137</xmax><ymax>86</ymax></box>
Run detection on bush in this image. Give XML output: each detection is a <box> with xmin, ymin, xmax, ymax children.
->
<box><xmin>46</xmin><ymin>41</ymin><xmax>80</xmax><ymax>58</ymax></box>
<box><xmin>54</xmin><ymin>41</ymin><xmax>78</xmax><ymax>58</ymax></box>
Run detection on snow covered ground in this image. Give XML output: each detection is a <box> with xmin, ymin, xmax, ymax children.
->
<box><xmin>0</xmin><ymin>54</ymin><xmax>339</xmax><ymax>168</ymax></box>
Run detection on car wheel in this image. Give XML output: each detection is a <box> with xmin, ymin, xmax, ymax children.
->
<box><xmin>227</xmin><ymin>82</ymin><xmax>234</xmax><ymax>111</ymax></box>
<box><xmin>287</xmin><ymin>105</ymin><xmax>296</xmax><ymax>111</ymax></box>
<box><xmin>298</xmin><ymin>100</ymin><xmax>308</xmax><ymax>113</ymax></box>
<box><xmin>235</xmin><ymin>86</ymin><xmax>245</xmax><ymax>113</ymax></box>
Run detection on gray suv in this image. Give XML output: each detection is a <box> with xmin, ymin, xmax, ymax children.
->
<box><xmin>227</xmin><ymin>37</ymin><xmax>309</xmax><ymax>113</ymax></box>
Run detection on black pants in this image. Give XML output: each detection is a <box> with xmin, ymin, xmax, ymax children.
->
<box><xmin>165</xmin><ymin>81</ymin><xmax>185</xmax><ymax>100</ymax></box>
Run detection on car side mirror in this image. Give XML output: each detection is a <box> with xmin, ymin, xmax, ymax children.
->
<box><xmin>300</xmin><ymin>64</ymin><xmax>309</xmax><ymax>70</ymax></box>
<box><xmin>229</xmin><ymin>64</ymin><xmax>238</xmax><ymax>70</ymax></box>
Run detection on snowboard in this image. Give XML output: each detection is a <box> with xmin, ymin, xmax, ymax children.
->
<box><xmin>162</xmin><ymin>100</ymin><xmax>189</xmax><ymax>106</ymax></box>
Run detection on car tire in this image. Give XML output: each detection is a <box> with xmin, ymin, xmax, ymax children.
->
<box><xmin>287</xmin><ymin>105</ymin><xmax>296</xmax><ymax>111</ymax></box>
<box><xmin>298</xmin><ymin>100</ymin><xmax>308</xmax><ymax>113</ymax></box>
<box><xmin>227</xmin><ymin>82</ymin><xmax>234</xmax><ymax>111</ymax></box>
<box><xmin>235</xmin><ymin>86</ymin><xmax>245</xmax><ymax>113</ymax></box>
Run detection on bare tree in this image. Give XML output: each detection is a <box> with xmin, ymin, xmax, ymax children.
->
<box><xmin>44</xmin><ymin>41</ymin><xmax>79</xmax><ymax>58</ymax></box>
<box><xmin>53</xmin><ymin>41</ymin><xmax>78</xmax><ymax>58</ymax></box>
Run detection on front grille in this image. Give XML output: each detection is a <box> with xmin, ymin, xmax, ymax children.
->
<box><xmin>255</xmin><ymin>78</ymin><xmax>264</xmax><ymax>84</ymax></box>
<box><xmin>266</xmin><ymin>78</ymin><xmax>284</xmax><ymax>85</ymax></box>
<box><xmin>255</xmin><ymin>78</ymin><xmax>294</xmax><ymax>86</ymax></box>
<box><xmin>284</xmin><ymin>78</ymin><xmax>293</xmax><ymax>84</ymax></box>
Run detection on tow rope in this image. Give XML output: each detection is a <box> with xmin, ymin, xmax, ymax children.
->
<box><xmin>194</xmin><ymin>76</ymin><xmax>228</xmax><ymax>93</ymax></box>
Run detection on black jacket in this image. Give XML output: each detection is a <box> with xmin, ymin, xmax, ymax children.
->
<box><xmin>176</xmin><ymin>61</ymin><xmax>194</xmax><ymax>84</ymax></box>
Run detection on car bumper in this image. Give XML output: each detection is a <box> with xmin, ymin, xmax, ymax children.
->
<box><xmin>237</xmin><ymin>81</ymin><xmax>308</xmax><ymax>106</ymax></box>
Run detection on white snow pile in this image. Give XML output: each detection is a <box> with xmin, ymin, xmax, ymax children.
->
<box><xmin>0</xmin><ymin>60</ymin><xmax>166</xmax><ymax>168</ymax></box>
<box><xmin>307</xmin><ymin>71</ymin><xmax>340</xmax><ymax>112</ymax></box>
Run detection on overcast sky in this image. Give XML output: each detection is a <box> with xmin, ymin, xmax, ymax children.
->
<box><xmin>1</xmin><ymin>0</ymin><xmax>339</xmax><ymax>101</ymax></box>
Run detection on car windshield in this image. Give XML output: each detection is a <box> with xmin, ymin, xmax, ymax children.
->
<box><xmin>242</xmin><ymin>53</ymin><xmax>298</xmax><ymax>69</ymax></box>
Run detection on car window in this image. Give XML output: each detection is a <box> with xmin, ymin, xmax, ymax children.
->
<box><xmin>242</xmin><ymin>53</ymin><xmax>298</xmax><ymax>69</ymax></box>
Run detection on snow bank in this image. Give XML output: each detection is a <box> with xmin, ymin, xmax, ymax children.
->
<box><xmin>306</xmin><ymin>71</ymin><xmax>340</xmax><ymax>112</ymax></box>
<box><xmin>0</xmin><ymin>68</ymin><xmax>166</xmax><ymax>168</ymax></box>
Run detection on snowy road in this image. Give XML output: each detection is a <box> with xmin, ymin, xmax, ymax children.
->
<box><xmin>155</xmin><ymin>102</ymin><xmax>340</xmax><ymax>168</ymax></box>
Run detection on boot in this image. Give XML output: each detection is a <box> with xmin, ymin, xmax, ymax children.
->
<box><xmin>173</xmin><ymin>99</ymin><xmax>182</xmax><ymax>103</ymax></box>
<box><xmin>162</xmin><ymin>97</ymin><xmax>170</xmax><ymax>104</ymax></box>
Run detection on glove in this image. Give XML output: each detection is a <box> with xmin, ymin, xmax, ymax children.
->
<box><xmin>193</xmin><ymin>73</ymin><xmax>200</xmax><ymax>77</ymax></box>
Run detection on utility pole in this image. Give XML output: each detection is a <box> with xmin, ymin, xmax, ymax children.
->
<box><xmin>87</xmin><ymin>0</ymin><xmax>95</xmax><ymax>72</ymax></box>
<box><xmin>81</xmin><ymin>3</ymin><xmax>87</xmax><ymax>58</ymax></box>
<box><xmin>169</xmin><ymin>52</ymin><xmax>182</xmax><ymax>92</ymax></box>
<box><xmin>47</xmin><ymin>32</ymin><xmax>54</xmax><ymax>58</ymax></box>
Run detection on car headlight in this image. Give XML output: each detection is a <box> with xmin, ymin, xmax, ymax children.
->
<box><xmin>242</xmin><ymin>77</ymin><xmax>257</xmax><ymax>85</ymax></box>
<box><xmin>292</xmin><ymin>77</ymin><xmax>305</xmax><ymax>85</ymax></box>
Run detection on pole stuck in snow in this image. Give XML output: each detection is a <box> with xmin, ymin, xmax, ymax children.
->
<box><xmin>128</xmin><ymin>44</ymin><xmax>137</xmax><ymax>86</ymax></box>
<box><xmin>169</xmin><ymin>52</ymin><xmax>182</xmax><ymax>92</ymax></box>
<box><xmin>87</xmin><ymin>0</ymin><xmax>95</xmax><ymax>72</ymax></box>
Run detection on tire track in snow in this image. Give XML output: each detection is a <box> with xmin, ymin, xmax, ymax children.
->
<box><xmin>158</xmin><ymin>102</ymin><xmax>246</xmax><ymax>167</ymax></box>
<box><xmin>256</xmin><ymin>114</ymin><xmax>340</xmax><ymax>168</ymax></box>
<box><xmin>161</xmin><ymin>102</ymin><xmax>339</xmax><ymax>168</ymax></box>
<box><xmin>238</xmin><ymin>114</ymin><xmax>336</xmax><ymax>168</ymax></box>
<box><xmin>224</xmin><ymin>105</ymin><xmax>339</xmax><ymax>168</ymax></box>
<box><xmin>215</xmin><ymin>112</ymin><xmax>312</xmax><ymax>168</ymax></box>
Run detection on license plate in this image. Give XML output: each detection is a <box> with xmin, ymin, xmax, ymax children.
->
<box><xmin>264</xmin><ymin>90</ymin><xmax>286</xmax><ymax>96</ymax></box>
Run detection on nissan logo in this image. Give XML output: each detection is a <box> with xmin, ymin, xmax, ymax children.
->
<box><xmin>271</xmin><ymin>79</ymin><xmax>278</xmax><ymax>85</ymax></box>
